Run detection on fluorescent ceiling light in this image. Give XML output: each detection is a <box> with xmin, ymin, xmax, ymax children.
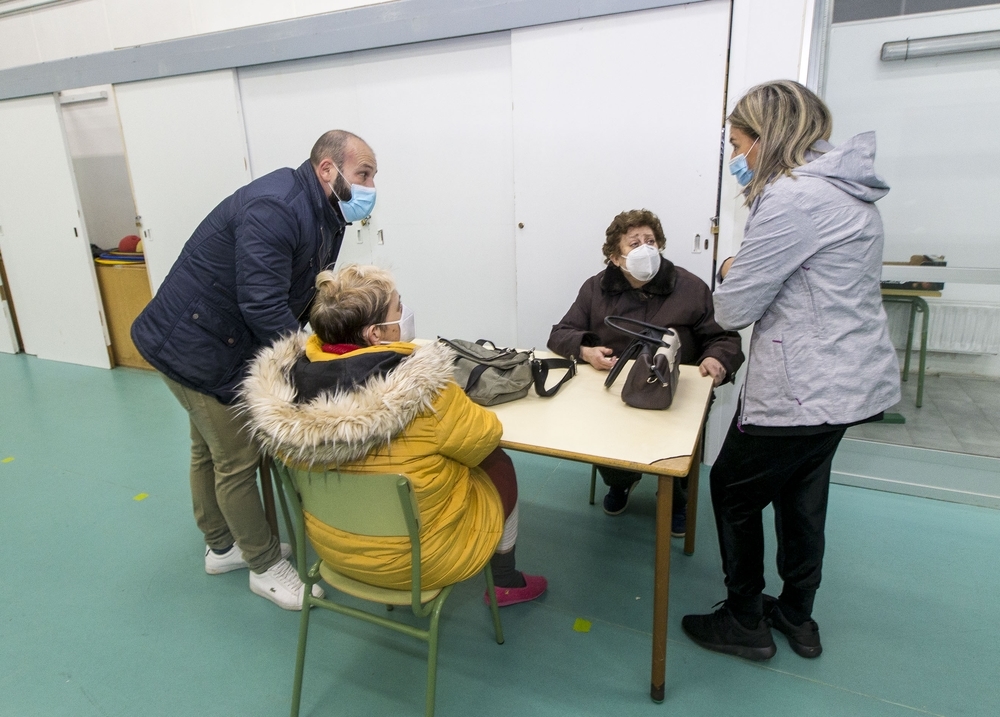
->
<box><xmin>881</xmin><ymin>29</ymin><xmax>1000</xmax><ymax>62</ymax></box>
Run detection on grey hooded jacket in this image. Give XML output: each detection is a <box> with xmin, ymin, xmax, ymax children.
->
<box><xmin>714</xmin><ymin>132</ymin><xmax>900</xmax><ymax>428</ymax></box>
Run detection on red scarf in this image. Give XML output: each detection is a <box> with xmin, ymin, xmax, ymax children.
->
<box><xmin>320</xmin><ymin>343</ymin><xmax>359</xmax><ymax>355</ymax></box>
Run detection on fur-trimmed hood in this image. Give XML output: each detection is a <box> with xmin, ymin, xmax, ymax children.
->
<box><xmin>240</xmin><ymin>333</ymin><xmax>457</xmax><ymax>466</ymax></box>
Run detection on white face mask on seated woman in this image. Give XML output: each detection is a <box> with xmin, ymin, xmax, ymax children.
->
<box><xmin>623</xmin><ymin>244</ymin><xmax>662</xmax><ymax>283</ymax></box>
<box><xmin>376</xmin><ymin>304</ymin><xmax>416</xmax><ymax>343</ymax></box>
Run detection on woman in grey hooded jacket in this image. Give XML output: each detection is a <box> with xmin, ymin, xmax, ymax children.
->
<box><xmin>682</xmin><ymin>81</ymin><xmax>900</xmax><ymax>662</ymax></box>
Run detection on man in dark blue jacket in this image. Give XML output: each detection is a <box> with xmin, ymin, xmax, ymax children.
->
<box><xmin>132</xmin><ymin>130</ymin><xmax>377</xmax><ymax>610</ymax></box>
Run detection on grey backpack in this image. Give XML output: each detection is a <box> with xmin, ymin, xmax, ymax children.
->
<box><xmin>438</xmin><ymin>338</ymin><xmax>575</xmax><ymax>406</ymax></box>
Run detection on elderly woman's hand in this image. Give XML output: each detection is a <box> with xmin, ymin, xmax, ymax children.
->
<box><xmin>580</xmin><ymin>346</ymin><xmax>617</xmax><ymax>371</ymax></box>
<box><xmin>699</xmin><ymin>357</ymin><xmax>727</xmax><ymax>386</ymax></box>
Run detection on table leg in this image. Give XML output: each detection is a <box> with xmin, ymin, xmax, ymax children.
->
<box><xmin>259</xmin><ymin>455</ymin><xmax>279</xmax><ymax>538</ymax></box>
<box><xmin>915</xmin><ymin>297</ymin><xmax>929</xmax><ymax>409</ymax></box>
<box><xmin>902</xmin><ymin>298</ymin><xmax>917</xmax><ymax>381</ymax></box>
<box><xmin>651</xmin><ymin>473</ymin><xmax>675</xmax><ymax>703</ymax></box>
<box><xmin>683</xmin><ymin>461</ymin><xmax>700</xmax><ymax>557</ymax></box>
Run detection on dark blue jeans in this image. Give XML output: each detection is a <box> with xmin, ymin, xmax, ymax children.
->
<box><xmin>598</xmin><ymin>466</ymin><xmax>686</xmax><ymax>514</ymax></box>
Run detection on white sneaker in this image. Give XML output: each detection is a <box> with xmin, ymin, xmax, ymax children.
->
<box><xmin>249</xmin><ymin>558</ymin><xmax>325</xmax><ymax>611</ymax></box>
<box><xmin>204</xmin><ymin>543</ymin><xmax>292</xmax><ymax>575</ymax></box>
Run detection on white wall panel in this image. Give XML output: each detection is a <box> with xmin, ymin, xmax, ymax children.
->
<box><xmin>0</xmin><ymin>94</ymin><xmax>110</xmax><ymax>368</ymax></box>
<box><xmin>32</xmin><ymin>0</ymin><xmax>112</xmax><ymax>62</ymax></box>
<box><xmin>80</xmin><ymin>0</ymin><xmax>394</xmax><ymax>54</ymax></box>
<box><xmin>0</xmin><ymin>13</ymin><xmax>40</xmax><ymax>70</ymax></box>
<box><xmin>511</xmin><ymin>1</ymin><xmax>731</xmax><ymax>348</ymax></box>
<box><xmin>294</xmin><ymin>0</ymin><xmax>395</xmax><ymax>15</ymax></box>
<box><xmin>190</xmin><ymin>0</ymin><xmax>292</xmax><ymax>36</ymax></box>
<box><xmin>239</xmin><ymin>34</ymin><xmax>518</xmax><ymax>343</ymax></box>
<box><xmin>104</xmin><ymin>0</ymin><xmax>195</xmax><ymax>50</ymax></box>
<box><xmin>115</xmin><ymin>71</ymin><xmax>251</xmax><ymax>292</ymax></box>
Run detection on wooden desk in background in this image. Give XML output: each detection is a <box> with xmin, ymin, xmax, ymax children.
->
<box><xmin>94</xmin><ymin>263</ymin><xmax>153</xmax><ymax>370</ymax></box>
<box><xmin>490</xmin><ymin>362</ymin><xmax>715</xmax><ymax>703</ymax></box>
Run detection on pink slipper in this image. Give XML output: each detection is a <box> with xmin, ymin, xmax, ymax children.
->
<box><xmin>485</xmin><ymin>573</ymin><xmax>548</xmax><ymax>607</ymax></box>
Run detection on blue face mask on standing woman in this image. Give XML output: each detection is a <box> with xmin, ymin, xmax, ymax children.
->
<box><xmin>328</xmin><ymin>165</ymin><xmax>377</xmax><ymax>222</ymax></box>
<box><xmin>728</xmin><ymin>136</ymin><xmax>758</xmax><ymax>187</ymax></box>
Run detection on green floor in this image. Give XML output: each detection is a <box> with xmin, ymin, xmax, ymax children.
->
<box><xmin>2</xmin><ymin>352</ymin><xmax>998</xmax><ymax>717</ymax></box>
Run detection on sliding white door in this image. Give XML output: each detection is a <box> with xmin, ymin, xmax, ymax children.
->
<box><xmin>511</xmin><ymin>1</ymin><xmax>731</xmax><ymax>347</ymax></box>
<box><xmin>0</xmin><ymin>94</ymin><xmax>110</xmax><ymax>368</ymax></box>
<box><xmin>115</xmin><ymin>71</ymin><xmax>252</xmax><ymax>292</ymax></box>
<box><xmin>239</xmin><ymin>34</ymin><xmax>518</xmax><ymax>344</ymax></box>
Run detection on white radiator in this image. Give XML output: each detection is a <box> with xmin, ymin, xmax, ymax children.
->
<box><xmin>883</xmin><ymin>301</ymin><xmax>1000</xmax><ymax>354</ymax></box>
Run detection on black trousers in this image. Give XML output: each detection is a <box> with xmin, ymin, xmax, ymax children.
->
<box><xmin>710</xmin><ymin>413</ymin><xmax>846</xmax><ymax>620</ymax></box>
<box><xmin>598</xmin><ymin>466</ymin><xmax>687</xmax><ymax>511</ymax></box>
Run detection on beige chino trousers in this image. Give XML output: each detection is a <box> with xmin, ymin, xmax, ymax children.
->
<box><xmin>162</xmin><ymin>375</ymin><xmax>280</xmax><ymax>573</ymax></box>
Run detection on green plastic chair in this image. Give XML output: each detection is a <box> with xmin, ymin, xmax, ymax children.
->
<box><xmin>270</xmin><ymin>459</ymin><xmax>505</xmax><ymax>717</ymax></box>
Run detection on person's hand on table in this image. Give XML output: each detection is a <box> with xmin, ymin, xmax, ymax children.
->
<box><xmin>699</xmin><ymin>357</ymin><xmax>727</xmax><ymax>386</ymax></box>
<box><xmin>579</xmin><ymin>346</ymin><xmax>617</xmax><ymax>371</ymax></box>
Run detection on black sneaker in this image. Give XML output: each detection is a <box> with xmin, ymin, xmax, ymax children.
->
<box><xmin>602</xmin><ymin>481</ymin><xmax>639</xmax><ymax>516</ymax></box>
<box><xmin>763</xmin><ymin>594</ymin><xmax>822</xmax><ymax>658</ymax></box>
<box><xmin>681</xmin><ymin>602</ymin><xmax>777</xmax><ymax>661</ymax></box>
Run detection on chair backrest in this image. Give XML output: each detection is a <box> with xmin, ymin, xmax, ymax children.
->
<box><xmin>285</xmin><ymin>465</ymin><xmax>420</xmax><ymax>538</ymax></box>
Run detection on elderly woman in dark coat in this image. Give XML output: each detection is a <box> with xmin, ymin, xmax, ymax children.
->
<box><xmin>548</xmin><ymin>209</ymin><xmax>744</xmax><ymax>533</ymax></box>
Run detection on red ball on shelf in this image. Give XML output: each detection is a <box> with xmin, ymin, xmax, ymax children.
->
<box><xmin>118</xmin><ymin>235</ymin><xmax>142</xmax><ymax>253</ymax></box>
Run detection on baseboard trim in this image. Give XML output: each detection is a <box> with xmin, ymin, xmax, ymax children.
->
<box><xmin>832</xmin><ymin>438</ymin><xmax>1000</xmax><ymax>509</ymax></box>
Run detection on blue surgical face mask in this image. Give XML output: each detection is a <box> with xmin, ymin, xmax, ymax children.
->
<box><xmin>328</xmin><ymin>165</ymin><xmax>377</xmax><ymax>223</ymax></box>
<box><xmin>728</xmin><ymin>137</ymin><xmax>758</xmax><ymax>187</ymax></box>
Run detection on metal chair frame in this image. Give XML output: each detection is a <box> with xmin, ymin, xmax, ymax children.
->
<box><xmin>270</xmin><ymin>460</ymin><xmax>504</xmax><ymax>717</ymax></box>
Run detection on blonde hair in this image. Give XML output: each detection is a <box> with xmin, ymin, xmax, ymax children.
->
<box><xmin>728</xmin><ymin>80</ymin><xmax>833</xmax><ymax>205</ymax></box>
<box><xmin>309</xmin><ymin>264</ymin><xmax>395</xmax><ymax>346</ymax></box>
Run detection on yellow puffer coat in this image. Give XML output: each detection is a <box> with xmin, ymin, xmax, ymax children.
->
<box><xmin>241</xmin><ymin>333</ymin><xmax>504</xmax><ymax>590</ymax></box>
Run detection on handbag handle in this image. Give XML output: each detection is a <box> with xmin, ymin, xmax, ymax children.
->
<box><xmin>603</xmin><ymin>338</ymin><xmax>643</xmax><ymax>388</ymax></box>
<box><xmin>603</xmin><ymin>315</ymin><xmax>676</xmax><ymax>348</ymax></box>
<box><xmin>531</xmin><ymin>357</ymin><xmax>576</xmax><ymax>397</ymax></box>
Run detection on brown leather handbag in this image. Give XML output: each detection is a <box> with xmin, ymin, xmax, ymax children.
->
<box><xmin>603</xmin><ymin>316</ymin><xmax>682</xmax><ymax>410</ymax></box>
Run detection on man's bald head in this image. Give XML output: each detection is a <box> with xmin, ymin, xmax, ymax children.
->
<box><xmin>311</xmin><ymin>130</ymin><xmax>377</xmax><ymax>203</ymax></box>
<box><xmin>310</xmin><ymin>130</ymin><xmax>369</xmax><ymax>169</ymax></box>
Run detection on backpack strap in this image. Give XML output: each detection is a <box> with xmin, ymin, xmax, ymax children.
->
<box><xmin>465</xmin><ymin>362</ymin><xmax>491</xmax><ymax>392</ymax></box>
<box><xmin>531</xmin><ymin>358</ymin><xmax>576</xmax><ymax>398</ymax></box>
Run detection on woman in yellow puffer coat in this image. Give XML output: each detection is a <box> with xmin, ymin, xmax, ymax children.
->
<box><xmin>241</xmin><ymin>264</ymin><xmax>547</xmax><ymax>606</ymax></box>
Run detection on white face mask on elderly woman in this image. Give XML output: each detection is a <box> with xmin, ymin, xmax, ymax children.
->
<box><xmin>377</xmin><ymin>304</ymin><xmax>416</xmax><ymax>343</ymax></box>
<box><xmin>623</xmin><ymin>244</ymin><xmax>662</xmax><ymax>282</ymax></box>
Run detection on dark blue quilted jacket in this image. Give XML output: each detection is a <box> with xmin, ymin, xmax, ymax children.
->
<box><xmin>132</xmin><ymin>160</ymin><xmax>346</xmax><ymax>404</ymax></box>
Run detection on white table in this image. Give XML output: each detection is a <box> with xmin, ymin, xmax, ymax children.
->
<box><xmin>490</xmin><ymin>361</ymin><xmax>714</xmax><ymax>702</ymax></box>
